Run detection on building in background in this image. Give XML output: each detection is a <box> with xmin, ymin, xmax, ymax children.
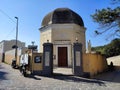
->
<box><xmin>5</xmin><ymin>47</ymin><xmax>27</xmax><ymax>65</ymax></box>
<box><xmin>0</xmin><ymin>40</ymin><xmax>25</xmax><ymax>62</ymax></box>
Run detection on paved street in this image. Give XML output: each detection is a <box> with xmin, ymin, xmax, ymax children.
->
<box><xmin>0</xmin><ymin>63</ymin><xmax>120</xmax><ymax>90</ymax></box>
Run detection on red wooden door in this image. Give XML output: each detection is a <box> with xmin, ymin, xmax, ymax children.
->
<box><xmin>58</xmin><ymin>47</ymin><xmax>68</xmax><ymax>67</ymax></box>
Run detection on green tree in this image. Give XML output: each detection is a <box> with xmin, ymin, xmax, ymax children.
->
<box><xmin>92</xmin><ymin>46</ymin><xmax>106</xmax><ymax>54</ymax></box>
<box><xmin>104</xmin><ymin>38</ymin><xmax>120</xmax><ymax>57</ymax></box>
<box><xmin>92</xmin><ymin>38</ymin><xmax>120</xmax><ymax>57</ymax></box>
<box><xmin>91</xmin><ymin>1</ymin><xmax>120</xmax><ymax>37</ymax></box>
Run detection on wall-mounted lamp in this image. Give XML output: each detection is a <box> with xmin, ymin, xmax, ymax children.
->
<box><xmin>47</xmin><ymin>40</ymin><xmax>49</xmax><ymax>43</ymax></box>
<box><xmin>76</xmin><ymin>37</ymin><xmax>78</xmax><ymax>42</ymax></box>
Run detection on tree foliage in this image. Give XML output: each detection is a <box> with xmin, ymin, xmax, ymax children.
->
<box><xmin>104</xmin><ymin>38</ymin><xmax>120</xmax><ymax>57</ymax></box>
<box><xmin>92</xmin><ymin>38</ymin><xmax>120</xmax><ymax>57</ymax></box>
<box><xmin>112</xmin><ymin>0</ymin><xmax>120</xmax><ymax>4</ymax></box>
<box><xmin>92</xmin><ymin>46</ymin><xmax>106</xmax><ymax>54</ymax></box>
<box><xmin>91</xmin><ymin>0</ymin><xmax>120</xmax><ymax>37</ymax></box>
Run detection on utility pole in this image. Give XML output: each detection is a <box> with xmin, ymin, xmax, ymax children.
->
<box><xmin>15</xmin><ymin>17</ymin><xmax>18</xmax><ymax>63</ymax></box>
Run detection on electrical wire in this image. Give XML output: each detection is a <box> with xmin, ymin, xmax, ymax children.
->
<box><xmin>0</xmin><ymin>8</ymin><xmax>15</xmax><ymax>23</ymax></box>
<box><xmin>0</xmin><ymin>8</ymin><xmax>16</xmax><ymax>39</ymax></box>
<box><xmin>5</xmin><ymin>27</ymin><xmax>16</xmax><ymax>39</ymax></box>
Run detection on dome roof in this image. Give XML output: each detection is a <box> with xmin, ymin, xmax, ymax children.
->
<box><xmin>41</xmin><ymin>8</ymin><xmax>84</xmax><ymax>27</ymax></box>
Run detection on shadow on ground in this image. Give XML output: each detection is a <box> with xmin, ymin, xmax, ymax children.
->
<box><xmin>0</xmin><ymin>71</ymin><xmax>8</xmax><ymax>80</ymax></box>
<box><xmin>0</xmin><ymin>64</ymin><xmax>5</xmax><ymax>69</ymax></box>
<box><xmin>27</xmin><ymin>74</ymin><xmax>41</xmax><ymax>80</ymax></box>
<box><xmin>35</xmin><ymin>73</ymin><xmax>105</xmax><ymax>86</ymax></box>
<box><xmin>93</xmin><ymin>70</ymin><xmax>120</xmax><ymax>83</ymax></box>
<box><xmin>32</xmin><ymin>70</ymin><xmax>120</xmax><ymax>86</ymax></box>
<box><xmin>0</xmin><ymin>65</ymin><xmax>8</xmax><ymax>80</ymax></box>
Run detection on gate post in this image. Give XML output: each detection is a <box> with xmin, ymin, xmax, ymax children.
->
<box><xmin>42</xmin><ymin>42</ymin><xmax>53</xmax><ymax>76</ymax></box>
<box><xmin>73</xmin><ymin>43</ymin><xmax>83</xmax><ymax>76</ymax></box>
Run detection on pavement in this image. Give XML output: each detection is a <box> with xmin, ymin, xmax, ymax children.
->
<box><xmin>53</xmin><ymin>67</ymin><xmax>73</xmax><ymax>75</ymax></box>
<box><xmin>0</xmin><ymin>63</ymin><xmax>120</xmax><ymax>90</ymax></box>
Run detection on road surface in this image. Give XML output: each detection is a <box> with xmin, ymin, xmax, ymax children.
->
<box><xmin>0</xmin><ymin>63</ymin><xmax>120</xmax><ymax>90</ymax></box>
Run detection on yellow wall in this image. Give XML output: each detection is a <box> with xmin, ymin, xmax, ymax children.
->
<box><xmin>5</xmin><ymin>49</ymin><xmax>15</xmax><ymax>65</ymax></box>
<box><xmin>5</xmin><ymin>54</ymin><xmax>14</xmax><ymax>64</ymax></box>
<box><xmin>26</xmin><ymin>51</ymin><xmax>43</xmax><ymax>72</ymax></box>
<box><xmin>4</xmin><ymin>48</ymin><xmax>27</xmax><ymax>65</ymax></box>
<box><xmin>83</xmin><ymin>53</ymin><xmax>108</xmax><ymax>76</ymax></box>
<box><xmin>5</xmin><ymin>53</ymin><xmax>20</xmax><ymax>65</ymax></box>
<box><xmin>31</xmin><ymin>53</ymin><xmax>43</xmax><ymax>71</ymax></box>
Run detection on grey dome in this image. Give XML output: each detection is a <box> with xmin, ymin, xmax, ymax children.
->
<box><xmin>41</xmin><ymin>8</ymin><xmax>84</xmax><ymax>27</ymax></box>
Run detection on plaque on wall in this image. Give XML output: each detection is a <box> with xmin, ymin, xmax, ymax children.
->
<box><xmin>45</xmin><ymin>52</ymin><xmax>50</xmax><ymax>66</ymax></box>
<box><xmin>34</xmin><ymin>56</ymin><xmax>41</xmax><ymax>63</ymax></box>
<box><xmin>76</xmin><ymin>51</ymin><xmax>81</xmax><ymax>66</ymax></box>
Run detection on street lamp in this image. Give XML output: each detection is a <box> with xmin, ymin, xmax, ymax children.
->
<box><xmin>15</xmin><ymin>17</ymin><xmax>18</xmax><ymax>63</ymax></box>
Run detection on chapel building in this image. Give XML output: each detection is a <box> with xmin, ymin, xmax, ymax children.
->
<box><xmin>39</xmin><ymin>8</ymin><xmax>86</xmax><ymax>67</ymax></box>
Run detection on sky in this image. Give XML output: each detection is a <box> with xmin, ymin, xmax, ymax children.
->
<box><xmin>0</xmin><ymin>0</ymin><xmax>119</xmax><ymax>50</ymax></box>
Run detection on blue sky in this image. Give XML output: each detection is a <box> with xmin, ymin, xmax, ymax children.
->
<box><xmin>0</xmin><ymin>0</ymin><xmax>119</xmax><ymax>50</ymax></box>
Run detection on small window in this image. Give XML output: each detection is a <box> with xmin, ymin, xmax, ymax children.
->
<box><xmin>34</xmin><ymin>56</ymin><xmax>41</xmax><ymax>63</ymax></box>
